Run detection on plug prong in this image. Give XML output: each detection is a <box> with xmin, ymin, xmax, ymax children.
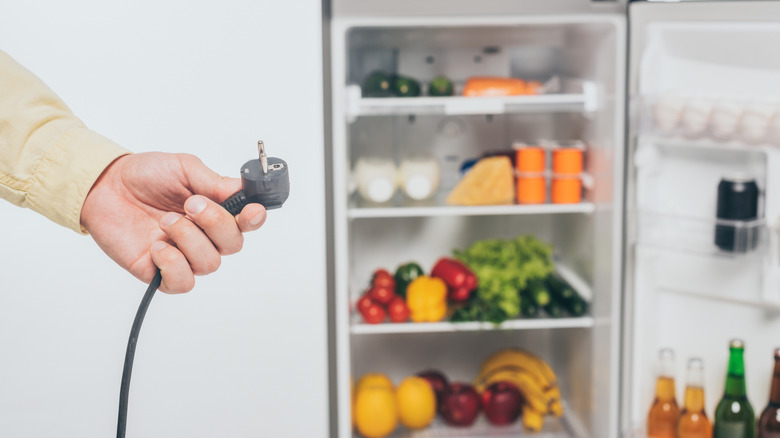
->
<box><xmin>258</xmin><ymin>140</ymin><xmax>268</xmax><ymax>174</ymax></box>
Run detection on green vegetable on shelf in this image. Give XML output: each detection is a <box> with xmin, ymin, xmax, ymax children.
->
<box><xmin>545</xmin><ymin>273</ymin><xmax>589</xmax><ymax>317</ymax></box>
<box><xmin>519</xmin><ymin>297</ymin><xmax>539</xmax><ymax>318</ymax></box>
<box><xmin>450</xmin><ymin>235</ymin><xmax>555</xmax><ymax>324</ymax></box>
<box><xmin>392</xmin><ymin>75</ymin><xmax>421</xmax><ymax>97</ymax></box>
<box><xmin>543</xmin><ymin>300</ymin><xmax>564</xmax><ymax>318</ymax></box>
<box><xmin>429</xmin><ymin>75</ymin><xmax>454</xmax><ymax>97</ymax></box>
<box><xmin>394</xmin><ymin>262</ymin><xmax>425</xmax><ymax>298</ymax></box>
<box><xmin>363</xmin><ymin>71</ymin><xmax>393</xmax><ymax>97</ymax></box>
<box><xmin>525</xmin><ymin>280</ymin><xmax>551</xmax><ymax>307</ymax></box>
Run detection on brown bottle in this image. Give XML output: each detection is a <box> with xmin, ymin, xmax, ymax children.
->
<box><xmin>648</xmin><ymin>348</ymin><xmax>680</xmax><ymax>438</ymax></box>
<box><xmin>759</xmin><ymin>348</ymin><xmax>780</xmax><ymax>438</ymax></box>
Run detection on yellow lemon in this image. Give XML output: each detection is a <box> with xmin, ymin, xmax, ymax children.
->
<box><xmin>356</xmin><ymin>373</ymin><xmax>394</xmax><ymax>392</ymax></box>
<box><xmin>395</xmin><ymin>376</ymin><xmax>437</xmax><ymax>430</ymax></box>
<box><xmin>354</xmin><ymin>385</ymin><xmax>398</xmax><ymax>438</ymax></box>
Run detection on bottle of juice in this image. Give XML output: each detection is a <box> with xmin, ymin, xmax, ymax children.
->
<box><xmin>677</xmin><ymin>358</ymin><xmax>712</xmax><ymax>438</ymax></box>
<box><xmin>714</xmin><ymin>339</ymin><xmax>755</xmax><ymax>438</ymax></box>
<box><xmin>648</xmin><ymin>348</ymin><xmax>680</xmax><ymax>438</ymax></box>
<box><xmin>758</xmin><ymin>348</ymin><xmax>780</xmax><ymax>438</ymax></box>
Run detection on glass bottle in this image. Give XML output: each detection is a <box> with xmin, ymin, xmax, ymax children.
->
<box><xmin>758</xmin><ymin>348</ymin><xmax>780</xmax><ymax>438</ymax></box>
<box><xmin>648</xmin><ymin>348</ymin><xmax>680</xmax><ymax>438</ymax></box>
<box><xmin>677</xmin><ymin>358</ymin><xmax>713</xmax><ymax>438</ymax></box>
<box><xmin>714</xmin><ymin>339</ymin><xmax>755</xmax><ymax>438</ymax></box>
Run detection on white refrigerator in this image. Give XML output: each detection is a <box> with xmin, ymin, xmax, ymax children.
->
<box><xmin>326</xmin><ymin>1</ymin><xmax>780</xmax><ymax>437</ymax></box>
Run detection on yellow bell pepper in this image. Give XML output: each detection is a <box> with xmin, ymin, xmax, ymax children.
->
<box><xmin>406</xmin><ymin>276</ymin><xmax>448</xmax><ymax>322</ymax></box>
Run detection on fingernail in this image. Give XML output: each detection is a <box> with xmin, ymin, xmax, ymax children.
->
<box><xmin>249</xmin><ymin>211</ymin><xmax>267</xmax><ymax>226</ymax></box>
<box><xmin>151</xmin><ymin>241</ymin><xmax>167</xmax><ymax>252</ymax></box>
<box><xmin>160</xmin><ymin>212</ymin><xmax>180</xmax><ymax>228</ymax></box>
<box><xmin>186</xmin><ymin>197</ymin><xmax>207</xmax><ymax>215</ymax></box>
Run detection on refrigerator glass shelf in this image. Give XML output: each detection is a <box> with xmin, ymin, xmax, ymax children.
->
<box><xmin>348</xmin><ymin>203</ymin><xmax>596</xmax><ymax>219</ymax></box>
<box><xmin>348</xmin><ymin>93</ymin><xmax>589</xmax><ymax>120</ymax></box>
<box><xmin>350</xmin><ymin>316</ymin><xmax>595</xmax><ymax>335</ymax></box>
<box><xmin>352</xmin><ymin>413</ymin><xmax>575</xmax><ymax>438</ymax></box>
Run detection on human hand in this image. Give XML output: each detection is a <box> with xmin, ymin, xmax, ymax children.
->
<box><xmin>80</xmin><ymin>152</ymin><xmax>267</xmax><ymax>293</ymax></box>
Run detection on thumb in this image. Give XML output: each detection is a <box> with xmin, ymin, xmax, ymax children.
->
<box><xmin>179</xmin><ymin>154</ymin><xmax>242</xmax><ymax>203</ymax></box>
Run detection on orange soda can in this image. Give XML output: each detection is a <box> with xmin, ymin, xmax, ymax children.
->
<box><xmin>517</xmin><ymin>177</ymin><xmax>546</xmax><ymax>204</ymax></box>
<box><xmin>551</xmin><ymin>177</ymin><xmax>582</xmax><ymax>204</ymax></box>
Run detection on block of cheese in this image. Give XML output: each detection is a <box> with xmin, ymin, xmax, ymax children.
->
<box><xmin>446</xmin><ymin>156</ymin><xmax>515</xmax><ymax>206</ymax></box>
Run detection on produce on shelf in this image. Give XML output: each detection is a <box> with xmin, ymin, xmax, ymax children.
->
<box><xmin>543</xmin><ymin>300</ymin><xmax>564</xmax><ymax>318</ymax></box>
<box><xmin>446</xmin><ymin>156</ymin><xmax>515</xmax><ymax>206</ymax></box>
<box><xmin>440</xmin><ymin>383</ymin><xmax>482</xmax><ymax>426</ymax></box>
<box><xmin>354</xmin><ymin>377</ymin><xmax>398</xmax><ymax>438</ymax></box>
<box><xmin>356</xmin><ymin>268</ymin><xmax>407</xmax><ymax>324</ymax></box>
<box><xmin>451</xmin><ymin>236</ymin><xmax>554</xmax><ymax>324</ymax></box>
<box><xmin>416</xmin><ymin>369</ymin><xmax>450</xmax><ymax>411</ymax></box>
<box><xmin>428</xmin><ymin>75</ymin><xmax>454</xmax><ymax>97</ymax></box>
<box><xmin>357</xmin><ymin>373</ymin><xmax>395</xmax><ymax>392</ymax></box>
<box><xmin>462</xmin><ymin>76</ymin><xmax>538</xmax><ymax>97</ymax></box>
<box><xmin>474</xmin><ymin>348</ymin><xmax>564</xmax><ymax>432</ymax></box>
<box><xmin>392</xmin><ymin>75</ymin><xmax>421</xmax><ymax>97</ymax></box>
<box><xmin>394</xmin><ymin>262</ymin><xmax>424</xmax><ymax>298</ymax></box>
<box><xmin>546</xmin><ymin>274</ymin><xmax>589</xmax><ymax>317</ymax></box>
<box><xmin>387</xmin><ymin>297</ymin><xmax>410</xmax><ymax>323</ymax></box>
<box><xmin>482</xmin><ymin>381</ymin><xmax>523</xmax><ymax>425</ymax></box>
<box><xmin>395</xmin><ymin>376</ymin><xmax>437</xmax><ymax>429</ymax></box>
<box><xmin>362</xmin><ymin>71</ymin><xmax>393</xmax><ymax>97</ymax></box>
<box><xmin>406</xmin><ymin>276</ymin><xmax>448</xmax><ymax>322</ymax></box>
<box><xmin>430</xmin><ymin>257</ymin><xmax>478</xmax><ymax>302</ymax></box>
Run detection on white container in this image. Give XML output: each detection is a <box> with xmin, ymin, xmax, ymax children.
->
<box><xmin>398</xmin><ymin>157</ymin><xmax>441</xmax><ymax>201</ymax></box>
<box><xmin>353</xmin><ymin>157</ymin><xmax>398</xmax><ymax>204</ymax></box>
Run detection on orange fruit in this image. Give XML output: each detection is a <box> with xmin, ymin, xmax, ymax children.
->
<box><xmin>396</xmin><ymin>376</ymin><xmax>437</xmax><ymax>430</ymax></box>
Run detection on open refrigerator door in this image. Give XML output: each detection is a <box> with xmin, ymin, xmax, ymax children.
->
<box><xmin>330</xmin><ymin>13</ymin><xmax>626</xmax><ymax>438</ymax></box>
<box><xmin>623</xmin><ymin>1</ymin><xmax>780</xmax><ymax>437</ymax></box>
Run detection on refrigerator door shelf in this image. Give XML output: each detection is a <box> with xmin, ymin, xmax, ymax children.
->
<box><xmin>348</xmin><ymin>198</ymin><xmax>597</xmax><ymax>218</ymax></box>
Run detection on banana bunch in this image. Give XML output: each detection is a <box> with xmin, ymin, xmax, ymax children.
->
<box><xmin>474</xmin><ymin>348</ymin><xmax>563</xmax><ymax>432</ymax></box>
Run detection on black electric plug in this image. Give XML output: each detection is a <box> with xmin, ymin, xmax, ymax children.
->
<box><xmin>221</xmin><ymin>140</ymin><xmax>290</xmax><ymax>215</ymax></box>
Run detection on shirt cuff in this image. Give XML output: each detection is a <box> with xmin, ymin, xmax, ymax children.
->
<box><xmin>24</xmin><ymin>127</ymin><xmax>131</xmax><ymax>234</ymax></box>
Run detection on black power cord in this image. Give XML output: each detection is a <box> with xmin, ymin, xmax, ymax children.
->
<box><xmin>116</xmin><ymin>143</ymin><xmax>289</xmax><ymax>438</ymax></box>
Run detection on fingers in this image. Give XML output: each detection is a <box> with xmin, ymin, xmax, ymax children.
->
<box><xmin>150</xmin><ymin>241</ymin><xmax>196</xmax><ymax>294</ymax></box>
<box><xmin>178</xmin><ymin>154</ymin><xmax>242</xmax><ymax>202</ymax></box>
<box><xmin>184</xmin><ymin>196</ymin><xmax>245</xmax><ymax>255</ymax></box>
<box><xmin>236</xmin><ymin>203</ymin><xmax>267</xmax><ymax>233</ymax></box>
<box><xmin>159</xmin><ymin>211</ymin><xmax>222</xmax><ymax>275</ymax></box>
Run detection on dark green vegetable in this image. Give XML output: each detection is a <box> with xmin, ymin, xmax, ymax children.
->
<box><xmin>543</xmin><ymin>300</ymin><xmax>564</xmax><ymax>318</ymax></box>
<box><xmin>363</xmin><ymin>71</ymin><xmax>393</xmax><ymax>97</ymax></box>
<box><xmin>394</xmin><ymin>262</ymin><xmax>424</xmax><ymax>298</ymax></box>
<box><xmin>565</xmin><ymin>295</ymin><xmax>588</xmax><ymax>317</ymax></box>
<box><xmin>526</xmin><ymin>280</ymin><xmax>551</xmax><ymax>307</ymax></box>
<box><xmin>520</xmin><ymin>297</ymin><xmax>539</xmax><ymax>318</ymax></box>
<box><xmin>429</xmin><ymin>76</ymin><xmax>454</xmax><ymax>97</ymax></box>
<box><xmin>450</xmin><ymin>295</ymin><xmax>507</xmax><ymax>325</ymax></box>
<box><xmin>451</xmin><ymin>236</ymin><xmax>554</xmax><ymax>323</ymax></box>
<box><xmin>392</xmin><ymin>75</ymin><xmax>421</xmax><ymax>97</ymax></box>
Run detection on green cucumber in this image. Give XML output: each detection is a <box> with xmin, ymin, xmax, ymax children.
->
<box><xmin>526</xmin><ymin>281</ymin><xmax>551</xmax><ymax>307</ymax></box>
<box><xmin>429</xmin><ymin>75</ymin><xmax>453</xmax><ymax>97</ymax></box>
<box><xmin>543</xmin><ymin>300</ymin><xmax>564</xmax><ymax>318</ymax></box>
<box><xmin>565</xmin><ymin>296</ymin><xmax>588</xmax><ymax>317</ymax></box>
<box><xmin>363</xmin><ymin>71</ymin><xmax>392</xmax><ymax>97</ymax></box>
<box><xmin>520</xmin><ymin>298</ymin><xmax>539</xmax><ymax>318</ymax></box>
<box><xmin>392</xmin><ymin>75</ymin><xmax>421</xmax><ymax>97</ymax></box>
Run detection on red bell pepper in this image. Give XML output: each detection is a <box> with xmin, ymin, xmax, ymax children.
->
<box><xmin>431</xmin><ymin>257</ymin><xmax>478</xmax><ymax>302</ymax></box>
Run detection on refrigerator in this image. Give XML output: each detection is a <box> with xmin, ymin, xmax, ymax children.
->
<box><xmin>325</xmin><ymin>1</ymin><xmax>780</xmax><ymax>437</ymax></box>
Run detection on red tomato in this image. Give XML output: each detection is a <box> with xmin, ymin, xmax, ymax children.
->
<box><xmin>356</xmin><ymin>295</ymin><xmax>374</xmax><ymax>314</ymax></box>
<box><xmin>387</xmin><ymin>297</ymin><xmax>410</xmax><ymax>323</ymax></box>
<box><xmin>368</xmin><ymin>285</ymin><xmax>395</xmax><ymax>305</ymax></box>
<box><xmin>361</xmin><ymin>303</ymin><xmax>386</xmax><ymax>324</ymax></box>
<box><xmin>372</xmin><ymin>269</ymin><xmax>395</xmax><ymax>289</ymax></box>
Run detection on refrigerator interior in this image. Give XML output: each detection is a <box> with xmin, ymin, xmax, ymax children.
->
<box><xmin>331</xmin><ymin>16</ymin><xmax>625</xmax><ymax>438</ymax></box>
<box><xmin>625</xmin><ymin>3</ymin><xmax>780</xmax><ymax>435</ymax></box>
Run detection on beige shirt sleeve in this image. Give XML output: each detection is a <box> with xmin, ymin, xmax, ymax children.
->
<box><xmin>0</xmin><ymin>50</ymin><xmax>130</xmax><ymax>234</ymax></box>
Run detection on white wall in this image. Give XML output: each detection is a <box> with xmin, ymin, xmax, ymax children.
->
<box><xmin>0</xmin><ymin>1</ymin><xmax>329</xmax><ymax>437</ymax></box>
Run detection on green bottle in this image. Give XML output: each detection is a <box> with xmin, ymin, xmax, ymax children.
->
<box><xmin>714</xmin><ymin>339</ymin><xmax>756</xmax><ymax>438</ymax></box>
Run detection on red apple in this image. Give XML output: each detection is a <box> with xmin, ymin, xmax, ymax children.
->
<box><xmin>482</xmin><ymin>381</ymin><xmax>523</xmax><ymax>425</ymax></box>
<box><xmin>416</xmin><ymin>369</ymin><xmax>449</xmax><ymax>410</ymax></box>
<box><xmin>440</xmin><ymin>382</ymin><xmax>481</xmax><ymax>426</ymax></box>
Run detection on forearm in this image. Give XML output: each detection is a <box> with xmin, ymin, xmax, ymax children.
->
<box><xmin>0</xmin><ymin>50</ymin><xmax>129</xmax><ymax>233</ymax></box>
